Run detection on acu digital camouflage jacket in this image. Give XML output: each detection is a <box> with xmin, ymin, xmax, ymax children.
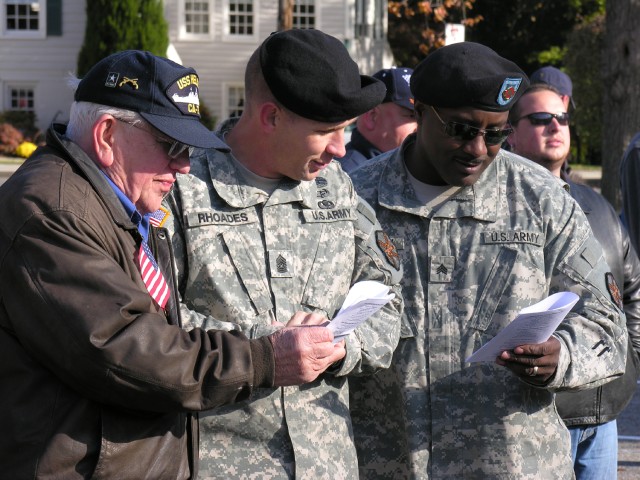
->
<box><xmin>163</xmin><ymin>148</ymin><xmax>403</xmax><ymax>479</ymax></box>
<box><xmin>348</xmin><ymin>137</ymin><xmax>627</xmax><ymax>480</ymax></box>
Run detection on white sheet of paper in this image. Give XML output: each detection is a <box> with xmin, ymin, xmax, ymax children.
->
<box><xmin>465</xmin><ymin>291</ymin><xmax>580</xmax><ymax>363</ymax></box>
<box><xmin>327</xmin><ymin>281</ymin><xmax>395</xmax><ymax>343</ymax></box>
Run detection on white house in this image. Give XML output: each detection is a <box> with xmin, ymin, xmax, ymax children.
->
<box><xmin>0</xmin><ymin>0</ymin><xmax>394</xmax><ymax>133</ymax></box>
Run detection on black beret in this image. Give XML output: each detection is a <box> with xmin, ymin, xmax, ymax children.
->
<box><xmin>259</xmin><ymin>29</ymin><xmax>386</xmax><ymax>123</ymax></box>
<box><xmin>410</xmin><ymin>42</ymin><xmax>529</xmax><ymax>112</ymax></box>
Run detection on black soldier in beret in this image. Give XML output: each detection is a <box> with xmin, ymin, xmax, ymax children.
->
<box><xmin>348</xmin><ymin>41</ymin><xmax>626</xmax><ymax>480</ymax></box>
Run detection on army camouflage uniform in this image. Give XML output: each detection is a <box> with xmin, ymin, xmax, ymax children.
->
<box><xmin>163</xmin><ymin>146</ymin><xmax>403</xmax><ymax>479</ymax></box>
<box><xmin>348</xmin><ymin>136</ymin><xmax>628</xmax><ymax>480</ymax></box>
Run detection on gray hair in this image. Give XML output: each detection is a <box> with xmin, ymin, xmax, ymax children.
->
<box><xmin>65</xmin><ymin>75</ymin><xmax>143</xmax><ymax>142</ymax></box>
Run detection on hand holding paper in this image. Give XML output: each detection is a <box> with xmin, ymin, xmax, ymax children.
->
<box><xmin>327</xmin><ymin>281</ymin><xmax>395</xmax><ymax>343</ymax></box>
<box><xmin>466</xmin><ymin>292</ymin><xmax>579</xmax><ymax>363</ymax></box>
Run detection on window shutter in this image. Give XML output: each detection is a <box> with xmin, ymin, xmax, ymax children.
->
<box><xmin>47</xmin><ymin>0</ymin><xmax>63</xmax><ymax>36</ymax></box>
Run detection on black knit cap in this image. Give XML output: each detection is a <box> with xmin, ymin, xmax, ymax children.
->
<box><xmin>259</xmin><ymin>29</ymin><xmax>386</xmax><ymax>123</ymax></box>
<box><xmin>410</xmin><ymin>42</ymin><xmax>529</xmax><ymax>112</ymax></box>
<box><xmin>75</xmin><ymin>50</ymin><xmax>227</xmax><ymax>150</ymax></box>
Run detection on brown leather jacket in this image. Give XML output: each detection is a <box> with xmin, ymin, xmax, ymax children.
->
<box><xmin>0</xmin><ymin>125</ymin><xmax>275</xmax><ymax>479</ymax></box>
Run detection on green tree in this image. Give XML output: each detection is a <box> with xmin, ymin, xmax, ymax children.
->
<box><xmin>467</xmin><ymin>0</ymin><xmax>604</xmax><ymax>74</ymax></box>
<box><xmin>564</xmin><ymin>13</ymin><xmax>604</xmax><ymax>166</ymax></box>
<box><xmin>601</xmin><ymin>0</ymin><xmax>640</xmax><ymax>210</ymax></box>
<box><xmin>387</xmin><ymin>1</ymin><xmax>482</xmax><ymax>68</ymax></box>
<box><xmin>77</xmin><ymin>0</ymin><xmax>169</xmax><ymax>76</ymax></box>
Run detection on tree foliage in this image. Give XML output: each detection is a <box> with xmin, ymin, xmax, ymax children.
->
<box><xmin>77</xmin><ymin>0</ymin><xmax>169</xmax><ymax>76</ymax></box>
<box><xmin>387</xmin><ymin>1</ymin><xmax>482</xmax><ymax>68</ymax></box>
<box><xmin>601</xmin><ymin>0</ymin><xmax>640</xmax><ymax>210</ymax></box>
<box><xmin>564</xmin><ymin>13</ymin><xmax>604</xmax><ymax>166</ymax></box>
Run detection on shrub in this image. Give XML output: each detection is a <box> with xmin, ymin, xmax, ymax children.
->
<box><xmin>0</xmin><ymin>123</ymin><xmax>24</xmax><ymax>156</ymax></box>
<box><xmin>0</xmin><ymin>110</ymin><xmax>40</xmax><ymax>143</ymax></box>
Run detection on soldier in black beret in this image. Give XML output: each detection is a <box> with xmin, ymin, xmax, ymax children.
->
<box><xmin>162</xmin><ymin>28</ymin><xmax>403</xmax><ymax>479</ymax></box>
<box><xmin>348</xmin><ymin>41</ymin><xmax>626</xmax><ymax>479</ymax></box>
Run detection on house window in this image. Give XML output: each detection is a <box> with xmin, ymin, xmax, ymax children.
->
<box><xmin>226</xmin><ymin>85</ymin><xmax>245</xmax><ymax>119</ymax></box>
<box><xmin>1</xmin><ymin>0</ymin><xmax>46</xmax><ymax>38</ymax></box>
<box><xmin>8</xmin><ymin>85</ymin><xmax>35</xmax><ymax>112</ymax></box>
<box><xmin>227</xmin><ymin>0</ymin><xmax>253</xmax><ymax>36</ymax></box>
<box><xmin>184</xmin><ymin>1</ymin><xmax>210</xmax><ymax>34</ymax></box>
<box><xmin>293</xmin><ymin>0</ymin><xmax>315</xmax><ymax>29</ymax></box>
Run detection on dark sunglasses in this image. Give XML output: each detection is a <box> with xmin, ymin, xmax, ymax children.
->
<box><xmin>430</xmin><ymin>106</ymin><xmax>512</xmax><ymax>147</ymax></box>
<box><xmin>117</xmin><ymin>118</ymin><xmax>192</xmax><ymax>159</ymax></box>
<box><xmin>517</xmin><ymin>112</ymin><xmax>570</xmax><ymax>127</ymax></box>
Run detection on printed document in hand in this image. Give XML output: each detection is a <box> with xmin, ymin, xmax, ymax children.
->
<box><xmin>466</xmin><ymin>291</ymin><xmax>580</xmax><ymax>363</ymax></box>
<box><xmin>327</xmin><ymin>281</ymin><xmax>395</xmax><ymax>343</ymax></box>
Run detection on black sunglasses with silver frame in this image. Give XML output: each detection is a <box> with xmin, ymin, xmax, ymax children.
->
<box><xmin>430</xmin><ymin>106</ymin><xmax>513</xmax><ymax>147</ymax></box>
<box><xmin>516</xmin><ymin>112</ymin><xmax>570</xmax><ymax>127</ymax></box>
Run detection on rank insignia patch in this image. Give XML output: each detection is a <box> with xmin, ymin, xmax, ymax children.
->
<box><xmin>606</xmin><ymin>272</ymin><xmax>623</xmax><ymax>310</ymax></box>
<box><xmin>376</xmin><ymin>230</ymin><xmax>400</xmax><ymax>270</ymax></box>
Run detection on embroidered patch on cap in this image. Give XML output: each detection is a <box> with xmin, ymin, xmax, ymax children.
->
<box><xmin>497</xmin><ymin>77</ymin><xmax>523</xmax><ymax>106</ymax></box>
<box><xmin>606</xmin><ymin>272</ymin><xmax>623</xmax><ymax>310</ymax></box>
<box><xmin>105</xmin><ymin>72</ymin><xmax>120</xmax><ymax>88</ymax></box>
<box><xmin>376</xmin><ymin>230</ymin><xmax>400</xmax><ymax>270</ymax></box>
<box><xmin>167</xmin><ymin>73</ymin><xmax>201</xmax><ymax>117</ymax></box>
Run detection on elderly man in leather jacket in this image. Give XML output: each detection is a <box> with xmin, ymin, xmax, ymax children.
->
<box><xmin>509</xmin><ymin>83</ymin><xmax>640</xmax><ymax>480</ymax></box>
<box><xmin>0</xmin><ymin>51</ymin><xmax>346</xmax><ymax>479</ymax></box>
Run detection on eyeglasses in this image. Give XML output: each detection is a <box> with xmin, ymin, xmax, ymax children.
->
<box><xmin>116</xmin><ymin>119</ymin><xmax>191</xmax><ymax>159</ymax></box>
<box><xmin>430</xmin><ymin>106</ymin><xmax>512</xmax><ymax>147</ymax></box>
<box><xmin>516</xmin><ymin>112</ymin><xmax>570</xmax><ymax>127</ymax></box>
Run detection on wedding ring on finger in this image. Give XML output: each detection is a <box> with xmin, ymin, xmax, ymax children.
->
<box><xmin>529</xmin><ymin>365</ymin><xmax>539</xmax><ymax>377</ymax></box>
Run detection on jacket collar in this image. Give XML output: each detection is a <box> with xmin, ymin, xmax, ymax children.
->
<box><xmin>205</xmin><ymin>148</ymin><xmax>318</xmax><ymax>209</ymax></box>
<box><xmin>49</xmin><ymin>124</ymin><xmax>138</xmax><ymax>231</ymax></box>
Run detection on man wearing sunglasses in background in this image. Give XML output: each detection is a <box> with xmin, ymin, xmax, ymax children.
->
<box><xmin>509</xmin><ymin>83</ymin><xmax>640</xmax><ymax>480</ymax></box>
<box><xmin>348</xmin><ymin>42</ymin><xmax>627</xmax><ymax>479</ymax></box>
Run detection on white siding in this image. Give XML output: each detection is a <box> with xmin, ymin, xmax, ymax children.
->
<box><xmin>0</xmin><ymin>0</ymin><xmax>85</xmax><ymax>130</ymax></box>
<box><xmin>1</xmin><ymin>0</ymin><xmax>391</xmax><ymax>133</ymax></box>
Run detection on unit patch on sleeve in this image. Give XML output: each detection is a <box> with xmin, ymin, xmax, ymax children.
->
<box><xmin>606</xmin><ymin>272</ymin><xmax>623</xmax><ymax>310</ymax></box>
<box><xmin>376</xmin><ymin>230</ymin><xmax>400</xmax><ymax>270</ymax></box>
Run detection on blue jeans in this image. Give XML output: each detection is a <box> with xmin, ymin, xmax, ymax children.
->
<box><xmin>569</xmin><ymin>420</ymin><xmax>618</xmax><ymax>480</ymax></box>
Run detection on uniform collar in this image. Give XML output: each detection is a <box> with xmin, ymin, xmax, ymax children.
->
<box><xmin>377</xmin><ymin>134</ymin><xmax>500</xmax><ymax>222</ymax></box>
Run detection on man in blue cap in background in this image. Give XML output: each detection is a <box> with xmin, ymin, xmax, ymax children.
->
<box><xmin>338</xmin><ymin>67</ymin><xmax>417</xmax><ymax>173</ymax></box>
<box><xmin>531</xmin><ymin>65</ymin><xmax>575</xmax><ymax>110</ymax></box>
<box><xmin>348</xmin><ymin>42</ymin><xmax>627</xmax><ymax>479</ymax></box>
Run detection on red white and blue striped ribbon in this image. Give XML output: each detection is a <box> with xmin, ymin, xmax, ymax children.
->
<box><xmin>138</xmin><ymin>241</ymin><xmax>170</xmax><ymax>309</ymax></box>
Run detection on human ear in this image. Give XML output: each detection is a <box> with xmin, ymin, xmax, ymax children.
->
<box><xmin>92</xmin><ymin>115</ymin><xmax>117</xmax><ymax>168</ymax></box>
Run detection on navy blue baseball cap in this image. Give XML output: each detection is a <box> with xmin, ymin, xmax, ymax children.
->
<box><xmin>373</xmin><ymin>67</ymin><xmax>414</xmax><ymax>111</ymax></box>
<box><xmin>530</xmin><ymin>66</ymin><xmax>575</xmax><ymax>108</ymax></box>
<box><xmin>259</xmin><ymin>29</ymin><xmax>386</xmax><ymax>123</ymax></box>
<box><xmin>75</xmin><ymin>50</ymin><xmax>227</xmax><ymax>150</ymax></box>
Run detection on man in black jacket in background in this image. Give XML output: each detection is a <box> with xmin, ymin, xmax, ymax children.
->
<box><xmin>509</xmin><ymin>83</ymin><xmax>640</xmax><ymax>480</ymax></box>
